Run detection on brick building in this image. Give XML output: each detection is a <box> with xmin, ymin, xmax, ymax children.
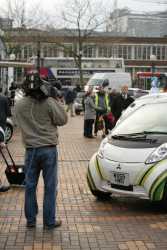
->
<box><xmin>3</xmin><ymin>28</ymin><xmax>167</xmax><ymax>88</ymax></box>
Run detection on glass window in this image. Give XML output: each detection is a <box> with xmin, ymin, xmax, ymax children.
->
<box><xmin>112</xmin><ymin>45</ymin><xmax>118</xmax><ymax>58</ymax></box>
<box><xmin>98</xmin><ymin>46</ymin><xmax>108</xmax><ymax>57</ymax></box>
<box><xmin>127</xmin><ymin>46</ymin><xmax>132</xmax><ymax>59</ymax></box>
<box><xmin>122</xmin><ymin>46</ymin><xmax>127</xmax><ymax>59</ymax></box>
<box><xmin>157</xmin><ymin>46</ymin><xmax>161</xmax><ymax>60</ymax></box>
<box><xmin>143</xmin><ymin>46</ymin><xmax>147</xmax><ymax>60</ymax></box>
<box><xmin>83</xmin><ymin>44</ymin><xmax>96</xmax><ymax>57</ymax></box>
<box><xmin>23</xmin><ymin>46</ymin><xmax>28</xmax><ymax>59</ymax></box>
<box><xmin>43</xmin><ymin>46</ymin><xmax>48</xmax><ymax>57</ymax></box>
<box><xmin>118</xmin><ymin>45</ymin><xmax>123</xmax><ymax>58</ymax></box>
<box><xmin>112</xmin><ymin>102</ymin><xmax>167</xmax><ymax>135</ymax></box>
<box><xmin>64</xmin><ymin>44</ymin><xmax>73</xmax><ymax>57</ymax></box>
<box><xmin>152</xmin><ymin>46</ymin><xmax>157</xmax><ymax>57</ymax></box>
<box><xmin>147</xmin><ymin>47</ymin><xmax>151</xmax><ymax>60</ymax></box>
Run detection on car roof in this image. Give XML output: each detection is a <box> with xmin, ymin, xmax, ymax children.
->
<box><xmin>128</xmin><ymin>88</ymin><xmax>149</xmax><ymax>92</ymax></box>
<box><xmin>135</xmin><ymin>92</ymin><xmax>167</xmax><ymax>103</ymax></box>
<box><xmin>117</xmin><ymin>92</ymin><xmax>167</xmax><ymax>125</ymax></box>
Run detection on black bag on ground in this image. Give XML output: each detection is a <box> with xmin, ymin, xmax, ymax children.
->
<box><xmin>0</xmin><ymin>146</ymin><xmax>25</xmax><ymax>186</ymax></box>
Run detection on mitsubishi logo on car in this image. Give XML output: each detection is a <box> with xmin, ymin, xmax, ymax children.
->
<box><xmin>116</xmin><ymin>163</ymin><xmax>121</xmax><ymax>170</ymax></box>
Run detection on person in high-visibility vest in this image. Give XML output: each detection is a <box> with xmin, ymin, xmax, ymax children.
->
<box><xmin>94</xmin><ymin>86</ymin><xmax>110</xmax><ymax>138</ymax></box>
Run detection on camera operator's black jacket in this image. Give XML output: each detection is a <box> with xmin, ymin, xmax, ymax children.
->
<box><xmin>0</xmin><ymin>94</ymin><xmax>12</xmax><ymax>130</ymax></box>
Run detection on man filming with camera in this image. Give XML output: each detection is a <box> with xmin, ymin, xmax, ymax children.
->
<box><xmin>15</xmin><ymin>73</ymin><xmax>68</xmax><ymax>229</ymax></box>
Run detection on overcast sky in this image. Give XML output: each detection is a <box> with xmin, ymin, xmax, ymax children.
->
<box><xmin>32</xmin><ymin>0</ymin><xmax>166</xmax><ymax>13</ymax></box>
<box><xmin>0</xmin><ymin>0</ymin><xmax>166</xmax><ymax>14</ymax></box>
<box><xmin>0</xmin><ymin>0</ymin><xmax>166</xmax><ymax>29</ymax></box>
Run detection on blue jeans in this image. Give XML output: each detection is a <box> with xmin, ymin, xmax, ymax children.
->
<box><xmin>24</xmin><ymin>146</ymin><xmax>58</xmax><ymax>225</ymax></box>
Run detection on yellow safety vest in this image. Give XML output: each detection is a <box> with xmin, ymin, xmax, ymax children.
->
<box><xmin>95</xmin><ymin>94</ymin><xmax>110</xmax><ymax>111</ymax></box>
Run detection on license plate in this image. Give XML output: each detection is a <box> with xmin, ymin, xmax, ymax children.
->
<box><xmin>110</xmin><ymin>172</ymin><xmax>129</xmax><ymax>186</ymax></box>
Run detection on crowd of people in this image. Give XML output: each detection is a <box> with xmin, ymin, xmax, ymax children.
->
<box><xmin>83</xmin><ymin>84</ymin><xmax>134</xmax><ymax>139</ymax></box>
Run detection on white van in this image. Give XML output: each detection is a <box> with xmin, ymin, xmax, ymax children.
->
<box><xmin>85</xmin><ymin>72</ymin><xmax>132</xmax><ymax>92</ymax></box>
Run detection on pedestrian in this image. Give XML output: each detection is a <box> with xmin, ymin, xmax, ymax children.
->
<box><xmin>0</xmin><ymin>87</ymin><xmax>11</xmax><ymax>192</ymax></box>
<box><xmin>150</xmin><ymin>77</ymin><xmax>159</xmax><ymax>94</ymax></box>
<box><xmin>65</xmin><ymin>88</ymin><xmax>76</xmax><ymax>117</ymax></box>
<box><xmin>94</xmin><ymin>86</ymin><xmax>110</xmax><ymax>138</ymax></box>
<box><xmin>111</xmin><ymin>84</ymin><xmax>134</xmax><ymax>123</ymax></box>
<box><xmin>83</xmin><ymin>89</ymin><xmax>97</xmax><ymax>138</ymax></box>
<box><xmin>9</xmin><ymin>81</ymin><xmax>17</xmax><ymax>106</ymax></box>
<box><xmin>15</xmin><ymin>73</ymin><xmax>68</xmax><ymax>229</ymax></box>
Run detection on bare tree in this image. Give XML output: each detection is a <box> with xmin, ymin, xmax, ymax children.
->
<box><xmin>1</xmin><ymin>0</ymin><xmax>54</xmax><ymax>66</ymax></box>
<box><xmin>1</xmin><ymin>0</ymin><xmax>51</xmax><ymax>29</ymax></box>
<box><xmin>57</xmin><ymin>0</ymin><xmax>107</xmax><ymax>85</ymax></box>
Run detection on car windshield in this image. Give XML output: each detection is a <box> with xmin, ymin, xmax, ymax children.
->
<box><xmin>112</xmin><ymin>102</ymin><xmax>167</xmax><ymax>136</ymax></box>
<box><xmin>88</xmin><ymin>79</ymin><xmax>104</xmax><ymax>86</ymax></box>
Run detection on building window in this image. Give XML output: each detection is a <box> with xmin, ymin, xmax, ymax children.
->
<box><xmin>127</xmin><ymin>46</ymin><xmax>132</xmax><ymax>59</ymax></box>
<box><xmin>112</xmin><ymin>45</ymin><xmax>118</xmax><ymax>58</ymax></box>
<box><xmin>118</xmin><ymin>45</ymin><xmax>123</xmax><ymax>58</ymax></box>
<box><xmin>152</xmin><ymin>46</ymin><xmax>157</xmax><ymax>58</ymax></box>
<box><xmin>43</xmin><ymin>46</ymin><xmax>48</xmax><ymax>57</ymax></box>
<box><xmin>23</xmin><ymin>46</ymin><xmax>28</xmax><ymax>59</ymax></box>
<box><xmin>161</xmin><ymin>46</ymin><xmax>166</xmax><ymax>60</ymax></box>
<box><xmin>157</xmin><ymin>46</ymin><xmax>161</xmax><ymax>60</ymax></box>
<box><xmin>122</xmin><ymin>46</ymin><xmax>127</xmax><ymax>59</ymax></box>
<box><xmin>134</xmin><ymin>46</ymin><xmax>145</xmax><ymax>60</ymax></box>
<box><xmin>53</xmin><ymin>46</ymin><xmax>58</xmax><ymax>57</ymax></box>
<box><xmin>63</xmin><ymin>44</ymin><xmax>73</xmax><ymax>57</ymax></box>
<box><xmin>83</xmin><ymin>44</ymin><xmax>96</xmax><ymax>57</ymax></box>
<box><xmin>98</xmin><ymin>46</ymin><xmax>108</xmax><ymax>57</ymax></box>
<box><xmin>146</xmin><ymin>46</ymin><xmax>151</xmax><ymax>60</ymax></box>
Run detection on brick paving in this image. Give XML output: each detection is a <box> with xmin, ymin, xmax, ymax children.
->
<box><xmin>0</xmin><ymin>115</ymin><xmax>167</xmax><ymax>250</ymax></box>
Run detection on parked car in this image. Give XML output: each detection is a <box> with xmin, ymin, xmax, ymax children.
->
<box><xmin>5</xmin><ymin>118</ymin><xmax>13</xmax><ymax>142</ymax></box>
<box><xmin>128</xmin><ymin>88</ymin><xmax>149</xmax><ymax>99</ymax></box>
<box><xmin>74</xmin><ymin>91</ymin><xmax>85</xmax><ymax>115</ymax></box>
<box><xmin>14</xmin><ymin>89</ymin><xmax>24</xmax><ymax>102</ymax></box>
<box><xmin>87</xmin><ymin>93</ymin><xmax>167</xmax><ymax>206</ymax></box>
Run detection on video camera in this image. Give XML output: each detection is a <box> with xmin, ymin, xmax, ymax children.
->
<box><xmin>22</xmin><ymin>73</ymin><xmax>61</xmax><ymax>99</ymax></box>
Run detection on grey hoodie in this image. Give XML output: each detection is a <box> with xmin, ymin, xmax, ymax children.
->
<box><xmin>15</xmin><ymin>96</ymin><xmax>68</xmax><ymax>148</ymax></box>
<box><xmin>84</xmin><ymin>96</ymin><xmax>96</xmax><ymax>120</ymax></box>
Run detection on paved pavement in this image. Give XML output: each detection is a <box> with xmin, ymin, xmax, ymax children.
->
<box><xmin>0</xmin><ymin>115</ymin><xmax>167</xmax><ymax>250</ymax></box>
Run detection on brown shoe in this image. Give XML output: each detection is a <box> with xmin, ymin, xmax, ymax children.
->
<box><xmin>44</xmin><ymin>220</ymin><xmax>62</xmax><ymax>230</ymax></box>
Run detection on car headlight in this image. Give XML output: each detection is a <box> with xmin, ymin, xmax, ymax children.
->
<box><xmin>145</xmin><ymin>143</ymin><xmax>167</xmax><ymax>164</ymax></box>
<box><xmin>97</xmin><ymin>137</ymin><xmax>108</xmax><ymax>159</ymax></box>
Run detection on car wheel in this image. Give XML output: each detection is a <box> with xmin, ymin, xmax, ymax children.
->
<box><xmin>161</xmin><ymin>183</ymin><xmax>167</xmax><ymax>209</ymax></box>
<box><xmin>87</xmin><ymin>175</ymin><xmax>111</xmax><ymax>200</ymax></box>
<box><xmin>5</xmin><ymin>123</ymin><xmax>13</xmax><ymax>142</ymax></box>
<box><xmin>75</xmin><ymin>110</ymin><xmax>81</xmax><ymax>115</ymax></box>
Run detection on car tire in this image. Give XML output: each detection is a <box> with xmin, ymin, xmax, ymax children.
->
<box><xmin>87</xmin><ymin>175</ymin><xmax>111</xmax><ymax>200</ymax></box>
<box><xmin>75</xmin><ymin>110</ymin><xmax>81</xmax><ymax>115</ymax></box>
<box><xmin>5</xmin><ymin>123</ymin><xmax>13</xmax><ymax>142</ymax></box>
<box><xmin>161</xmin><ymin>183</ymin><xmax>167</xmax><ymax>209</ymax></box>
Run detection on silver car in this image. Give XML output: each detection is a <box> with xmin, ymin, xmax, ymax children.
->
<box><xmin>5</xmin><ymin>118</ymin><xmax>13</xmax><ymax>142</ymax></box>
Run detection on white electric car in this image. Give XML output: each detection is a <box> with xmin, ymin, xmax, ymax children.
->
<box><xmin>87</xmin><ymin>93</ymin><xmax>167</xmax><ymax>205</ymax></box>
